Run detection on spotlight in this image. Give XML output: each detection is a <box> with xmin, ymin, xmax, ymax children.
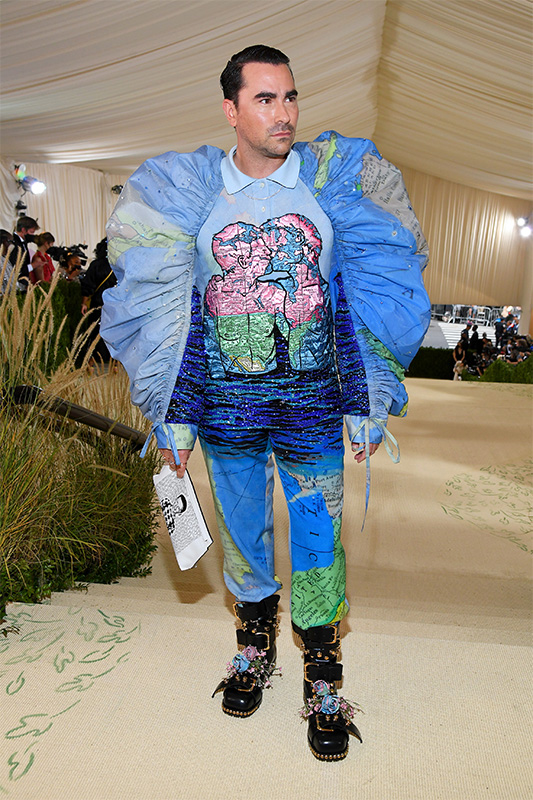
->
<box><xmin>13</xmin><ymin>164</ymin><xmax>46</xmax><ymax>195</ymax></box>
<box><xmin>21</xmin><ymin>177</ymin><xmax>46</xmax><ymax>195</ymax></box>
<box><xmin>516</xmin><ymin>213</ymin><xmax>532</xmax><ymax>236</ymax></box>
<box><xmin>111</xmin><ymin>184</ymin><xmax>123</xmax><ymax>195</ymax></box>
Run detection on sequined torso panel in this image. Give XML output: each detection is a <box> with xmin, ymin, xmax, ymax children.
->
<box><xmin>196</xmin><ymin>176</ymin><xmax>335</xmax><ymax>381</ymax></box>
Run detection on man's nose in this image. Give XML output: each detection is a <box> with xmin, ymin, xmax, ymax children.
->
<box><xmin>274</xmin><ymin>99</ymin><xmax>291</xmax><ymax>123</ymax></box>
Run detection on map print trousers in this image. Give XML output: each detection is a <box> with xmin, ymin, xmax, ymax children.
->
<box><xmin>199</xmin><ymin>413</ymin><xmax>349</xmax><ymax>630</ymax></box>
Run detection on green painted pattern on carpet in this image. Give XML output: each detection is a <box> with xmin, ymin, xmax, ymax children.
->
<box><xmin>1</xmin><ymin>605</ymin><xmax>141</xmax><ymax>792</ymax></box>
<box><xmin>439</xmin><ymin>458</ymin><xmax>533</xmax><ymax>554</ymax></box>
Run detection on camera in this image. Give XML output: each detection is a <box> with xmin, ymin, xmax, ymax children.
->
<box><xmin>48</xmin><ymin>243</ymin><xmax>88</xmax><ymax>267</ymax></box>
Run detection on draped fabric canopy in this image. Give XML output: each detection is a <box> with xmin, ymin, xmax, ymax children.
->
<box><xmin>0</xmin><ymin>0</ymin><xmax>531</xmax><ymax>314</ymax></box>
<box><xmin>2</xmin><ymin>0</ymin><xmax>531</xmax><ymax>198</ymax></box>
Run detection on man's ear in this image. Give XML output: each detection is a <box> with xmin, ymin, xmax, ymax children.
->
<box><xmin>222</xmin><ymin>98</ymin><xmax>237</xmax><ymax>128</ymax></box>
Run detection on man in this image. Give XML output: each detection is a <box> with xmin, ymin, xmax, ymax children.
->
<box><xmin>6</xmin><ymin>215</ymin><xmax>39</xmax><ymax>290</ymax></box>
<box><xmin>469</xmin><ymin>324</ymin><xmax>479</xmax><ymax>353</ymax></box>
<box><xmin>101</xmin><ymin>45</ymin><xmax>430</xmax><ymax>762</ymax></box>
<box><xmin>494</xmin><ymin>316</ymin><xmax>505</xmax><ymax>349</ymax></box>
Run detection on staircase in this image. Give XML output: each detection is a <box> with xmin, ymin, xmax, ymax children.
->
<box><xmin>425</xmin><ymin>321</ymin><xmax>496</xmax><ymax>350</ymax></box>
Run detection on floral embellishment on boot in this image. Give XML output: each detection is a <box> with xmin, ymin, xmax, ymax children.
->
<box><xmin>224</xmin><ymin>645</ymin><xmax>281</xmax><ymax>690</ymax></box>
<box><xmin>300</xmin><ymin>680</ymin><xmax>363</xmax><ymax>724</ymax></box>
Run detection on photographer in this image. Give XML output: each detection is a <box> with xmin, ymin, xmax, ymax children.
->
<box><xmin>59</xmin><ymin>251</ymin><xmax>83</xmax><ymax>281</ymax></box>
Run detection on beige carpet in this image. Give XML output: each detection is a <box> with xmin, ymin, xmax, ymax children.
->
<box><xmin>2</xmin><ymin>379</ymin><xmax>532</xmax><ymax>799</ymax></box>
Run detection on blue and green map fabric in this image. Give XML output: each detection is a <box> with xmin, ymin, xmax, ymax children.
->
<box><xmin>100</xmin><ymin>133</ymin><xmax>430</xmax><ymax>626</ymax></box>
<box><xmin>101</xmin><ymin>132</ymin><xmax>430</xmax><ymax>451</ymax></box>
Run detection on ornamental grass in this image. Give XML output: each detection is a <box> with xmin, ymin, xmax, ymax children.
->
<box><xmin>0</xmin><ymin>253</ymin><xmax>159</xmax><ymax>614</ymax></box>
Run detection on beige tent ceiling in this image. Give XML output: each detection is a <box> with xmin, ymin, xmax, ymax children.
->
<box><xmin>1</xmin><ymin>0</ymin><xmax>531</xmax><ymax>199</ymax></box>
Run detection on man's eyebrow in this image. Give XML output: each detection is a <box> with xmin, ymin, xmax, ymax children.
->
<box><xmin>253</xmin><ymin>89</ymin><xmax>299</xmax><ymax>100</ymax></box>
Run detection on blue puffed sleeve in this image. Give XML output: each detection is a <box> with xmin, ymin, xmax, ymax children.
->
<box><xmin>100</xmin><ymin>147</ymin><xmax>224</xmax><ymax>434</ymax></box>
<box><xmin>296</xmin><ymin>132</ymin><xmax>429</xmax><ymax>446</ymax></box>
<box><xmin>295</xmin><ymin>132</ymin><xmax>430</xmax><ymax>370</ymax></box>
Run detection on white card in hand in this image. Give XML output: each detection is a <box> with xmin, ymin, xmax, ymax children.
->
<box><xmin>153</xmin><ymin>465</ymin><xmax>212</xmax><ymax>570</ymax></box>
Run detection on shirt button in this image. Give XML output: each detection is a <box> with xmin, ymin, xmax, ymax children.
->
<box><xmin>259</xmin><ymin>182</ymin><xmax>265</xmax><ymax>188</ymax></box>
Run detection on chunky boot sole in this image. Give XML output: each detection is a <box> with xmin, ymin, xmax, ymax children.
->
<box><xmin>308</xmin><ymin>743</ymin><xmax>348</xmax><ymax>762</ymax></box>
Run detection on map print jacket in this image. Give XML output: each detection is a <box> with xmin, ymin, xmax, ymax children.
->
<box><xmin>101</xmin><ymin>131</ymin><xmax>431</xmax><ymax>456</ymax></box>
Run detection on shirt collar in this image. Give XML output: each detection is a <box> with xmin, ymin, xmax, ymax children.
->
<box><xmin>221</xmin><ymin>146</ymin><xmax>300</xmax><ymax>194</ymax></box>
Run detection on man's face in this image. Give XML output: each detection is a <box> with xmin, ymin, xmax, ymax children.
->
<box><xmin>223</xmin><ymin>62</ymin><xmax>299</xmax><ymax>165</ymax></box>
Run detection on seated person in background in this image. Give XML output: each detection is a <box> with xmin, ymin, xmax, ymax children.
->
<box><xmin>503</xmin><ymin>338</ymin><xmax>516</xmax><ymax>358</ymax></box>
<box><xmin>477</xmin><ymin>348</ymin><xmax>493</xmax><ymax>374</ymax></box>
<box><xmin>30</xmin><ymin>232</ymin><xmax>56</xmax><ymax>283</ymax></box>
<box><xmin>480</xmin><ymin>332</ymin><xmax>492</xmax><ymax>351</ymax></box>
<box><xmin>453</xmin><ymin>339</ymin><xmax>467</xmax><ymax>380</ymax></box>
<box><xmin>515</xmin><ymin>336</ymin><xmax>530</xmax><ymax>353</ymax></box>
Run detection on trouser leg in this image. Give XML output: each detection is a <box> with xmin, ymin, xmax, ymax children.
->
<box><xmin>270</xmin><ymin>419</ymin><xmax>347</xmax><ymax>629</ymax></box>
<box><xmin>199</xmin><ymin>427</ymin><xmax>281</xmax><ymax>602</ymax></box>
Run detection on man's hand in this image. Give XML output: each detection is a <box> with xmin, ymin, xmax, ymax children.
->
<box><xmin>351</xmin><ymin>442</ymin><xmax>380</xmax><ymax>463</ymax></box>
<box><xmin>159</xmin><ymin>448</ymin><xmax>191</xmax><ymax>478</ymax></box>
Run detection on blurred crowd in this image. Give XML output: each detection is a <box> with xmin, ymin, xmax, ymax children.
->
<box><xmin>1</xmin><ymin>216</ymin><xmax>116</xmax><ymax>363</ymax></box>
<box><xmin>453</xmin><ymin>319</ymin><xmax>531</xmax><ymax>379</ymax></box>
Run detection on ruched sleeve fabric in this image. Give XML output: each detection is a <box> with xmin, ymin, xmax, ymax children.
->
<box><xmin>101</xmin><ymin>147</ymin><xmax>225</xmax><ymax>428</ymax></box>
<box><xmin>296</xmin><ymin>132</ymin><xmax>430</xmax><ymax>442</ymax></box>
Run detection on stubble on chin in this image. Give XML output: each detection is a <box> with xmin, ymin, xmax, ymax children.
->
<box><xmin>264</xmin><ymin>133</ymin><xmax>295</xmax><ymax>159</ymax></box>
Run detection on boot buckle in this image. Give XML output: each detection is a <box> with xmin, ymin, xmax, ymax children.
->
<box><xmin>236</xmin><ymin>627</ymin><xmax>273</xmax><ymax>651</ymax></box>
<box><xmin>304</xmin><ymin>662</ymin><xmax>343</xmax><ymax>683</ymax></box>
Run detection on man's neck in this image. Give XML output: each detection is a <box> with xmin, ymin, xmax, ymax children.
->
<box><xmin>233</xmin><ymin>148</ymin><xmax>289</xmax><ymax>179</ymax></box>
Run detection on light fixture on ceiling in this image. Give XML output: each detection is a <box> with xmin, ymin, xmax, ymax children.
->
<box><xmin>516</xmin><ymin>214</ymin><xmax>532</xmax><ymax>237</ymax></box>
<box><xmin>13</xmin><ymin>164</ymin><xmax>46</xmax><ymax>195</ymax></box>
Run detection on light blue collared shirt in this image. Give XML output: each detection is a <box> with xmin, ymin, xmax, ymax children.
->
<box><xmin>221</xmin><ymin>146</ymin><xmax>301</xmax><ymax>194</ymax></box>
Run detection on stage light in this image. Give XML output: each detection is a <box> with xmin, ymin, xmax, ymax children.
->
<box><xmin>21</xmin><ymin>177</ymin><xmax>46</xmax><ymax>194</ymax></box>
<box><xmin>13</xmin><ymin>164</ymin><xmax>46</xmax><ymax>195</ymax></box>
<box><xmin>516</xmin><ymin>213</ymin><xmax>532</xmax><ymax>236</ymax></box>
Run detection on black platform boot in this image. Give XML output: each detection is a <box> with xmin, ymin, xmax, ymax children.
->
<box><xmin>293</xmin><ymin>622</ymin><xmax>363</xmax><ymax>761</ymax></box>
<box><xmin>212</xmin><ymin>594</ymin><xmax>280</xmax><ymax>717</ymax></box>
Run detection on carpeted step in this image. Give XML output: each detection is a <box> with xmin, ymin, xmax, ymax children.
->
<box><xmin>48</xmin><ymin>591</ymin><xmax>237</xmax><ymax>621</ymax></box>
<box><xmin>50</xmin><ymin>583</ymin><xmax>226</xmax><ymax>607</ymax></box>
<box><xmin>2</xmin><ymin>600</ymin><xmax>531</xmax><ymax>800</ymax></box>
<box><xmin>111</xmin><ymin>574</ymin><xmax>219</xmax><ymax>594</ymax></box>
